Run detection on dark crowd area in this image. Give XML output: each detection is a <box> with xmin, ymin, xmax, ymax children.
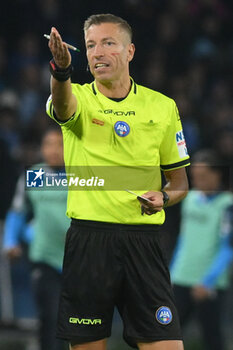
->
<box><xmin>0</xmin><ymin>0</ymin><xmax>232</xmax><ymax>216</ymax></box>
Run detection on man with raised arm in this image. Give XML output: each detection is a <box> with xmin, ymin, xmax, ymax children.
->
<box><xmin>46</xmin><ymin>13</ymin><xmax>190</xmax><ymax>350</ymax></box>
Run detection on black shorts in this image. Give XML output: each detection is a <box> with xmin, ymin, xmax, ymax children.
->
<box><xmin>57</xmin><ymin>219</ymin><xmax>182</xmax><ymax>348</ymax></box>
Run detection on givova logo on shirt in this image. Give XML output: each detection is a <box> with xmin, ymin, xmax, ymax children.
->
<box><xmin>98</xmin><ymin>109</ymin><xmax>135</xmax><ymax>116</ymax></box>
<box><xmin>114</xmin><ymin>121</ymin><xmax>130</xmax><ymax>137</ymax></box>
<box><xmin>176</xmin><ymin>130</ymin><xmax>188</xmax><ymax>158</ymax></box>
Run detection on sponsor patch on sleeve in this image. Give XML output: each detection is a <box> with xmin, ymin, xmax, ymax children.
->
<box><xmin>176</xmin><ymin>130</ymin><xmax>188</xmax><ymax>158</ymax></box>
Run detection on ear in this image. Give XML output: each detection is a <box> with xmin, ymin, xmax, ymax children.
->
<box><xmin>127</xmin><ymin>43</ymin><xmax>135</xmax><ymax>62</ymax></box>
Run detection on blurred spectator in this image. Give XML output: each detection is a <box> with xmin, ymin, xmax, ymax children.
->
<box><xmin>0</xmin><ymin>37</ymin><xmax>7</xmax><ymax>91</ymax></box>
<box><xmin>3</xmin><ymin>127</ymin><xmax>70</xmax><ymax>350</ymax></box>
<box><xmin>10</xmin><ymin>33</ymin><xmax>41</xmax><ymax>74</ymax></box>
<box><xmin>173</xmin><ymin>92</ymin><xmax>201</xmax><ymax>154</ymax></box>
<box><xmin>215</xmin><ymin>128</ymin><xmax>233</xmax><ymax>170</ymax></box>
<box><xmin>37</xmin><ymin>0</ymin><xmax>61</xmax><ymax>22</ymax></box>
<box><xmin>0</xmin><ymin>139</ymin><xmax>19</xmax><ymax>220</ymax></box>
<box><xmin>170</xmin><ymin>149</ymin><xmax>233</xmax><ymax>350</ymax></box>
<box><xmin>142</xmin><ymin>48</ymin><xmax>167</xmax><ymax>92</ymax></box>
<box><xmin>17</xmin><ymin>63</ymin><xmax>43</xmax><ymax>125</ymax></box>
<box><xmin>208</xmin><ymin>203</ymin><xmax>233</xmax><ymax>281</ymax></box>
<box><xmin>0</xmin><ymin>90</ymin><xmax>20</xmax><ymax>156</ymax></box>
<box><xmin>186</xmin><ymin>61</ymin><xmax>208</xmax><ymax>106</ymax></box>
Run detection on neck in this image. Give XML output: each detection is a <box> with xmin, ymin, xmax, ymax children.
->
<box><xmin>96</xmin><ymin>76</ymin><xmax>131</xmax><ymax>98</ymax></box>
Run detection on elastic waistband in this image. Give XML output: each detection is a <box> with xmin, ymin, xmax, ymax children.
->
<box><xmin>71</xmin><ymin>218</ymin><xmax>161</xmax><ymax>233</ymax></box>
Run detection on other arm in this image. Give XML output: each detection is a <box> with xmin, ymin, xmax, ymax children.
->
<box><xmin>139</xmin><ymin>167</ymin><xmax>189</xmax><ymax>214</ymax></box>
<box><xmin>3</xmin><ymin>175</ymin><xmax>31</xmax><ymax>259</ymax></box>
<box><xmin>192</xmin><ymin>204</ymin><xmax>233</xmax><ymax>301</ymax></box>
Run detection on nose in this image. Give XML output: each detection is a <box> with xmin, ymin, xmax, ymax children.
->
<box><xmin>93</xmin><ymin>43</ymin><xmax>104</xmax><ymax>58</ymax></box>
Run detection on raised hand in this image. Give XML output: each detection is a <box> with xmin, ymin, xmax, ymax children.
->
<box><xmin>48</xmin><ymin>27</ymin><xmax>71</xmax><ymax>69</ymax></box>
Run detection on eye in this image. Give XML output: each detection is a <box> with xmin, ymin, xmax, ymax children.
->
<box><xmin>87</xmin><ymin>43</ymin><xmax>95</xmax><ymax>49</ymax></box>
<box><xmin>105</xmin><ymin>41</ymin><xmax>114</xmax><ymax>46</ymax></box>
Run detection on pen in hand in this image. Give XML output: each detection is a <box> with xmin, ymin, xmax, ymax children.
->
<box><xmin>125</xmin><ymin>189</ymin><xmax>151</xmax><ymax>216</ymax></box>
<box><xmin>43</xmin><ymin>34</ymin><xmax>80</xmax><ymax>52</ymax></box>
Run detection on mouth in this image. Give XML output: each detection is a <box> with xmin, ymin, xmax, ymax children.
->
<box><xmin>94</xmin><ymin>63</ymin><xmax>110</xmax><ymax>70</ymax></box>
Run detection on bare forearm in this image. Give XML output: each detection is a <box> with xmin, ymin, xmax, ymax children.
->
<box><xmin>163</xmin><ymin>168</ymin><xmax>189</xmax><ymax>206</ymax></box>
<box><xmin>139</xmin><ymin>167</ymin><xmax>189</xmax><ymax>214</ymax></box>
<box><xmin>50</xmin><ymin>77</ymin><xmax>77</xmax><ymax>121</ymax></box>
<box><xmin>48</xmin><ymin>27</ymin><xmax>77</xmax><ymax>121</ymax></box>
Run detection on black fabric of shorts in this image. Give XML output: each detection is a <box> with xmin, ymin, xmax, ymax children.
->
<box><xmin>56</xmin><ymin>219</ymin><xmax>182</xmax><ymax>348</ymax></box>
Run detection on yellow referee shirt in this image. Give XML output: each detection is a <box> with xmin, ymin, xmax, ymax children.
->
<box><xmin>46</xmin><ymin>79</ymin><xmax>190</xmax><ymax>224</ymax></box>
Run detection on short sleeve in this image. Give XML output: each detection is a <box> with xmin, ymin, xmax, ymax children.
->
<box><xmin>46</xmin><ymin>84</ymin><xmax>81</xmax><ymax>127</ymax></box>
<box><xmin>160</xmin><ymin>100</ymin><xmax>190</xmax><ymax>171</ymax></box>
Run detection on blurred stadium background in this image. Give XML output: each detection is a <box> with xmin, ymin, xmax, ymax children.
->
<box><xmin>0</xmin><ymin>0</ymin><xmax>232</xmax><ymax>349</ymax></box>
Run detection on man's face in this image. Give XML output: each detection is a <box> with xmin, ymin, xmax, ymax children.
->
<box><xmin>85</xmin><ymin>22</ymin><xmax>135</xmax><ymax>83</ymax></box>
<box><xmin>41</xmin><ymin>131</ymin><xmax>64</xmax><ymax>167</ymax></box>
<box><xmin>191</xmin><ymin>163</ymin><xmax>221</xmax><ymax>192</ymax></box>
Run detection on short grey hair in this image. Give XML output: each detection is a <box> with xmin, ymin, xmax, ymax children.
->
<box><xmin>84</xmin><ymin>13</ymin><xmax>133</xmax><ymax>42</ymax></box>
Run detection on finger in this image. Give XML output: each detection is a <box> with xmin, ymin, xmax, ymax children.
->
<box><xmin>145</xmin><ymin>211</ymin><xmax>155</xmax><ymax>216</ymax></box>
<box><xmin>63</xmin><ymin>42</ymin><xmax>70</xmax><ymax>55</ymax></box>
<box><xmin>145</xmin><ymin>201</ymin><xmax>163</xmax><ymax>210</ymax></box>
<box><xmin>144</xmin><ymin>208</ymin><xmax>158</xmax><ymax>215</ymax></box>
<box><xmin>50</xmin><ymin>28</ymin><xmax>59</xmax><ymax>45</ymax></box>
<box><xmin>53</xmin><ymin>33</ymin><xmax>63</xmax><ymax>52</ymax></box>
<box><xmin>141</xmin><ymin>206</ymin><xmax>145</xmax><ymax>215</ymax></box>
<box><xmin>49</xmin><ymin>33</ymin><xmax>59</xmax><ymax>53</ymax></box>
<box><xmin>137</xmin><ymin>197</ymin><xmax>153</xmax><ymax>208</ymax></box>
<box><xmin>51</xmin><ymin>27</ymin><xmax>62</xmax><ymax>42</ymax></box>
<box><xmin>50</xmin><ymin>28</ymin><xmax>63</xmax><ymax>52</ymax></box>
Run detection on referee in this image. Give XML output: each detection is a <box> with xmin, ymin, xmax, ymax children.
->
<box><xmin>46</xmin><ymin>14</ymin><xmax>189</xmax><ymax>350</ymax></box>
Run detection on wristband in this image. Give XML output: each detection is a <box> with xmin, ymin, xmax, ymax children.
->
<box><xmin>161</xmin><ymin>190</ymin><xmax>169</xmax><ymax>208</ymax></box>
<box><xmin>49</xmin><ymin>58</ymin><xmax>73</xmax><ymax>82</ymax></box>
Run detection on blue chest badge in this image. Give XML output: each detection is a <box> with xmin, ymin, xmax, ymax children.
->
<box><xmin>156</xmin><ymin>306</ymin><xmax>172</xmax><ymax>325</ymax></box>
<box><xmin>114</xmin><ymin>121</ymin><xmax>130</xmax><ymax>137</ymax></box>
